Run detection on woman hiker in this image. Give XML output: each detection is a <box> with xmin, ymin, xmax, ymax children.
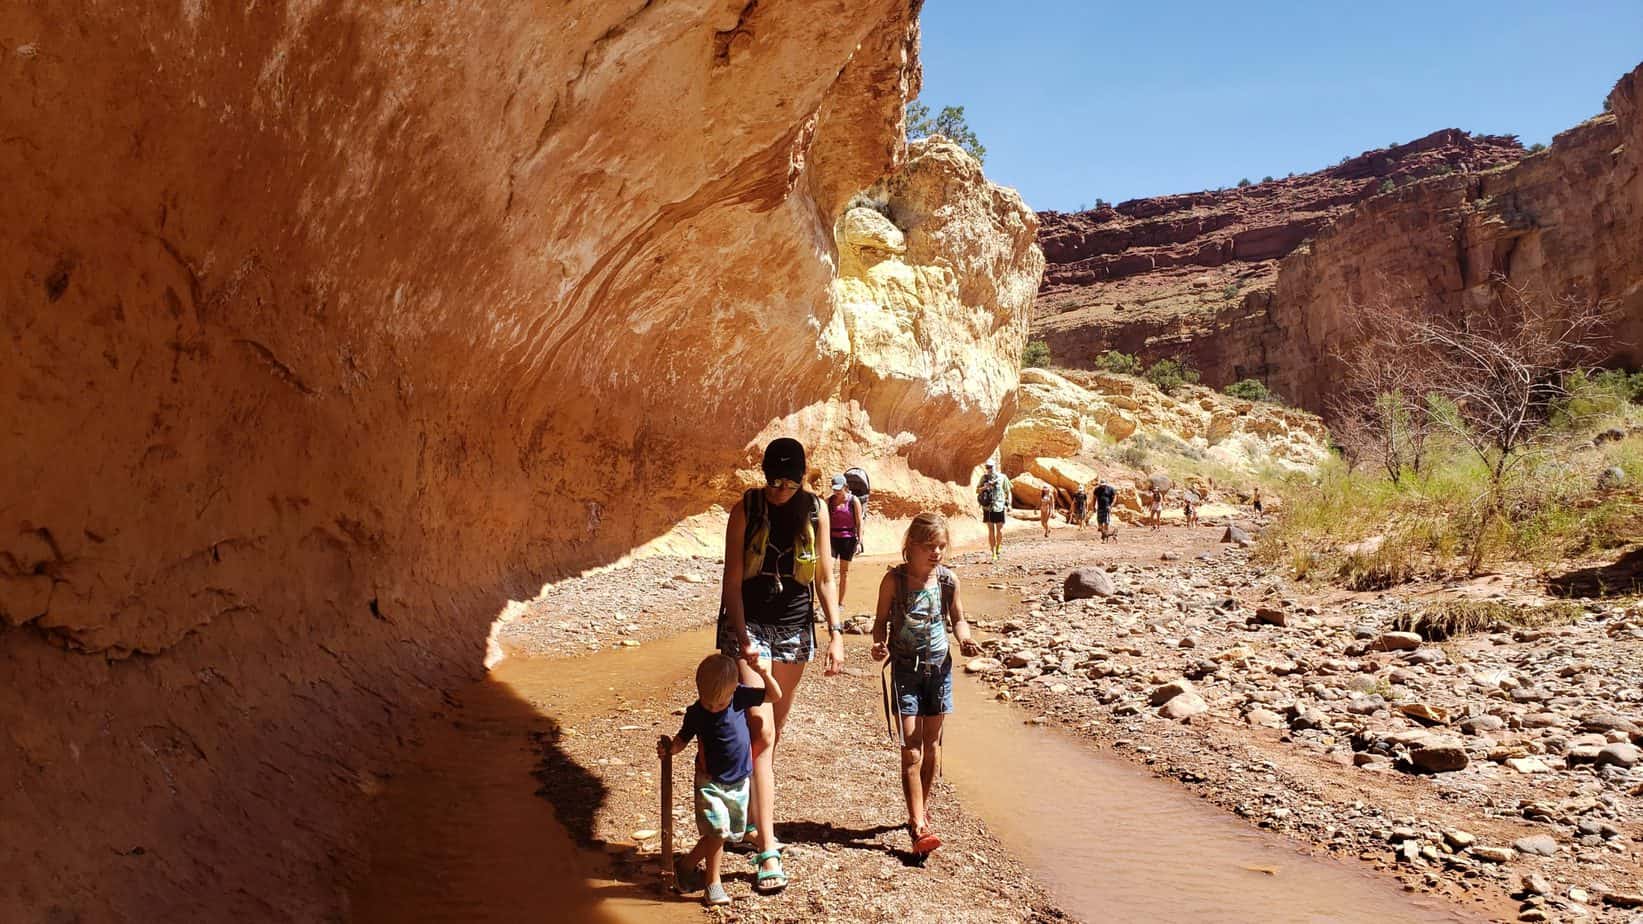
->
<box><xmin>828</xmin><ymin>474</ymin><xmax>864</xmax><ymax>608</ymax></box>
<box><xmin>717</xmin><ymin>437</ymin><xmax>845</xmax><ymax>893</ymax></box>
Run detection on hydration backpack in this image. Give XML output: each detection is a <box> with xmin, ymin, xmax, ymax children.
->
<box><xmin>740</xmin><ymin>488</ymin><xmax>824</xmax><ymax>589</ymax></box>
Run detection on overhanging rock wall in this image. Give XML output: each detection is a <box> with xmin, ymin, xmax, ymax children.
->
<box><xmin>0</xmin><ymin>2</ymin><xmax>1039</xmax><ymax>918</ymax></box>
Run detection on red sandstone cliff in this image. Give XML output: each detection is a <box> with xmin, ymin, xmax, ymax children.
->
<box><xmin>1033</xmin><ymin>63</ymin><xmax>1642</xmax><ymax>414</ymax></box>
<box><xmin>0</xmin><ymin>3</ymin><xmax>1041</xmax><ymax>920</ymax></box>
<box><xmin>1034</xmin><ymin>131</ymin><xmax>1527</xmax><ymax>383</ymax></box>
<box><xmin>1268</xmin><ymin>66</ymin><xmax>1643</xmax><ymax>408</ymax></box>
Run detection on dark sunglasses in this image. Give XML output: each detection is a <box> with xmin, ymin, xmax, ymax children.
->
<box><xmin>767</xmin><ymin>478</ymin><xmax>801</xmax><ymax>490</ymax></box>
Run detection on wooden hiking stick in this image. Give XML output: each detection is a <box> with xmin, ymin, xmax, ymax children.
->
<box><xmin>659</xmin><ymin>737</ymin><xmax>674</xmax><ymax>890</ymax></box>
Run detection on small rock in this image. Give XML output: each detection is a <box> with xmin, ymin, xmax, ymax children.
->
<box><xmin>1471</xmin><ymin>846</ymin><xmax>1514</xmax><ymax>863</ymax></box>
<box><xmin>1603</xmin><ymin>891</ymin><xmax>1643</xmax><ymax>909</ymax></box>
<box><xmin>1443</xmin><ymin>830</ymin><xmax>1477</xmax><ymax>849</ymax></box>
<box><xmin>1063</xmin><ymin>568</ymin><xmax>1116</xmax><ymax>600</ymax></box>
<box><xmin>1149</xmin><ymin>679</ymin><xmax>1197</xmax><ymax>707</ymax></box>
<box><xmin>1597</xmin><ymin>466</ymin><xmax>1627</xmax><ymax>490</ymax></box>
<box><xmin>1246</xmin><ymin>708</ymin><xmax>1284</xmax><ymax>728</ymax></box>
<box><xmin>1521</xmin><ymin>874</ymin><xmax>1551</xmax><ymax>896</ymax></box>
<box><xmin>1408</xmin><ymin>736</ymin><xmax>1469</xmax><ymax>773</ymax></box>
<box><xmin>1596</xmin><ymin>743</ymin><xmax>1641</xmax><ymax>768</ymax></box>
<box><xmin>1505</xmin><ymin>756</ymin><xmax>1552</xmax><ymax>774</ymax></box>
<box><xmin>1513</xmin><ymin>835</ymin><xmax>1558</xmax><ymax>857</ymax></box>
<box><xmin>964</xmin><ymin>657</ymin><xmax>1003</xmax><ymax>674</ymax></box>
<box><xmin>1252</xmin><ymin>606</ymin><xmax>1288</xmax><ymax>627</ymax></box>
<box><xmin>1159</xmin><ymin>692</ymin><xmax>1209</xmax><ymax>721</ymax></box>
<box><xmin>1221</xmin><ymin>525</ymin><xmax>1251</xmax><ymax>544</ymax></box>
<box><xmin>1398</xmin><ymin>703</ymin><xmax>1450</xmax><ymax>726</ymax></box>
<box><xmin>1372</xmin><ymin>632</ymin><xmax>1423</xmax><ymax>652</ymax></box>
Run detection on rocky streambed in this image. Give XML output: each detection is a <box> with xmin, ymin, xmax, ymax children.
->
<box><xmin>956</xmin><ymin>527</ymin><xmax>1643</xmax><ymax>924</ymax></box>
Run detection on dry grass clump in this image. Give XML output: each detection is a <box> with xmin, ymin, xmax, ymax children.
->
<box><xmin>1390</xmin><ymin>599</ymin><xmax>1586</xmax><ymax>640</ymax></box>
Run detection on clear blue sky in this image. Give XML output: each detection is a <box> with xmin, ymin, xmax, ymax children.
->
<box><xmin>915</xmin><ymin>1</ymin><xmax>1643</xmax><ymax>211</ymax></box>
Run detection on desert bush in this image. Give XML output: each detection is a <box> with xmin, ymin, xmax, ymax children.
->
<box><xmin>1391</xmin><ymin>599</ymin><xmax>1583</xmax><ymax>640</ymax></box>
<box><xmin>1118</xmin><ymin>442</ymin><xmax>1148</xmax><ymax>470</ymax></box>
<box><xmin>1237</xmin><ymin>178</ymin><xmax>1252</xmax><ymax>188</ymax></box>
<box><xmin>1021</xmin><ymin>340</ymin><xmax>1051</xmax><ymax>368</ymax></box>
<box><xmin>1528</xmin><ymin>142</ymin><xmax>1547</xmax><ymax>153</ymax></box>
<box><xmin>1144</xmin><ymin>358</ymin><xmax>1199</xmax><ymax>395</ymax></box>
<box><xmin>1094</xmin><ymin>350</ymin><xmax>1143</xmax><ymax>375</ymax></box>
<box><xmin>1224</xmin><ymin>378</ymin><xmax>1275</xmax><ymax>403</ymax></box>
<box><xmin>1377</xmin><ymin>178</ymin><xmax>1396</xmax><ymax>194</ymax></box>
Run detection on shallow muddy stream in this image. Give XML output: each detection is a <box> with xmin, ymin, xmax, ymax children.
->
<box><xmin>352</xmin><ymin>555</ymin><xmax>1478</xmax><ymax>922</ymax></box>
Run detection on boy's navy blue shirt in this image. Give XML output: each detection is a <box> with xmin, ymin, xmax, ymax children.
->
<box><xmin>676</xmin><ymin>684</ymin><xmax>766</xmax><ymax>784</ymax></box>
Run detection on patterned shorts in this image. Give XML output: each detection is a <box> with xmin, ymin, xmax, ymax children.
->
<box><xmin>694</xmin><ymin>771</ymin><xmax>751</xmax><ymax>842</ymax></box>
<box><xmin>718</xmin><ymin>618</ymin><xmax>814</xmax><ymax>664</ymax></box>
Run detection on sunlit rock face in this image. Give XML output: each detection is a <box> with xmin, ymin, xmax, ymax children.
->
<box><xmin>0</xmin><ymin>3</ymin><xmax>1042</xmax><ymax>919</ymax></box>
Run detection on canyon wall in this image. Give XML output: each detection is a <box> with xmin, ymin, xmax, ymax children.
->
<box><xmin>0</xmin><ymin>2</ymin><xmax>1039</xmax><ymax>920</ymax></box>
<box><xmin>1268</xmin><ymin>65</ymin><xmax>1643</xmax><ymax>407</ymax></box>
<box><xmin>1033</xmin><ymin>131</ymin><xmax>1526</xmax><ymax>383</ymax></box>
<box><xmin>1033</xmin><ymin>61</ymin><xmax>1642</xmax><ymax>413</ymax></box>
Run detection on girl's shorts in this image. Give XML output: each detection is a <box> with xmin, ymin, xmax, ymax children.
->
<box><xmin>893</xmin><ymin>657</ymin><xmax>954</xmax><ymax>717</ymax></box>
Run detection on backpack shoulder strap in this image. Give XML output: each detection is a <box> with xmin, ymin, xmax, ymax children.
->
<box><xmin>742</xmin><ymin>487</ymin><xmax>764</xmax><ymax>542</ymax></box>
<box><xmin>888</xmin><ymin>564</ymin><xmax>908</xmax><ymax>638</ymax></box>
<box><xmin>937</xmin><ymin>566</ymin><xmax>957</xmax><ymax>620</ymax></box>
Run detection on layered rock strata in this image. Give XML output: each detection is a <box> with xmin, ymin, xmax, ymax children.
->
<box><xmin>0</xmin><ymin>4</ymin><xmax>1039</xmax><ymax>920</ymax></box>
<box><xmin>1034</xmin><ymin>63</ymin><xmax>1643</xmax><ymax>413</ymax></box>
<box><xmin>1268</xmin><ymin>65</ymin><xmax>1643</xmax><ymax>407</ymax></box>
<box><xmin>1034</xmin><ymin>131</ymin><xmax>1526</xmax><ymax>380</ymax></box>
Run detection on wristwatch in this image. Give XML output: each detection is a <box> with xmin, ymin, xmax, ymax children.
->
<box><xmin>828</xmin><ymin>623</ymin><xmax>844</xmax><ymax>635</ymax></box>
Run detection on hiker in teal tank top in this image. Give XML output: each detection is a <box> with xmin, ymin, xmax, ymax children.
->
<box><xmin>870</xmin><ymin>512</ymin><xmax>981</xmax><ymax>857</ymax></box>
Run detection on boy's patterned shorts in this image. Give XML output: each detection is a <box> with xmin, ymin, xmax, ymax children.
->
<box><xmin>694</xmin><ymin>770</ymin><xmax>751</xmax><ymax>841</ymax></box>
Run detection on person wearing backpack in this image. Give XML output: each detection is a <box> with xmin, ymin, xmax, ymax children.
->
<box><xmin>976</xmin><ymin>460</ymin><xmax>1011</xmax><ymax>561</ymax></box>
<box><xmin>869</xmin><ymin>512</ymin><xmax>982</xmax><ymax>855</ymax></box>
<box><xmin>827</xmin><ymin>475</ymin><xmax>865</xmax><ymax>607</ymax></box>
<box><xmin>716</xmin><ymin>437</ymin><xmax>844</xmax><ymax>892</ymax></box>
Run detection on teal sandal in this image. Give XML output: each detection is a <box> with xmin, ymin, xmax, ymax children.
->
<box><xmin>752</xmin><ymin>849</ymin><xmax>787</xmax><ymax>893</ymax></box>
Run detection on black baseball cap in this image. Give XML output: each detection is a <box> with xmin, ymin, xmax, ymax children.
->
<box><xmin>761</xmin><ymin>437</ymin><xmax>806</xmax><ymax>483</ymax></box>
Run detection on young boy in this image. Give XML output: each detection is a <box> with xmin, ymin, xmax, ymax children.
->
<box><xmin>657</xmin><ymin>652</ymin><xmax>782</xmax><ymax>905</ymax></box>
<box><xmin>870</xmin><ymin>512</ymin><xmax>982</xmax><ymax>855</ymax></box>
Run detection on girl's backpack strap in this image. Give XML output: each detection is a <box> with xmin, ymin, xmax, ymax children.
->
<box><xmin>937</xmin><ymin>565</ymin><xmax>957</xmax><ymax>620</ymax></box>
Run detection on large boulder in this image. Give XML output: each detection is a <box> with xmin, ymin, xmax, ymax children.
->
<box><xmin>1064</xmin><ymin>568</ymin><xmax>1116</xmax><ymax>600</ymax></box>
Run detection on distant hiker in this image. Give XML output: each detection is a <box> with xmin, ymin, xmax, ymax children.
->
<box><xmin>1183</xmin><ymin>491</ymin><xmax>1200</xmax><ymax>528</ymax></box>
<box><xmin>828</xmin><ymin>474</ymin><xmax>865</xmax><ymax>607</ymax></box>
<box><xmin>1252</xmin><ymin>486</ymin><xmax>1264</xmax><ymax>516</ymax></box>
<box><xmin>976</xmin><ymin>460</ymin><xmax>1011</xmax><ymax>561</ymax></box>
<box><xmin>1093</xmin><ymin>478</ymin><xmax>1117</xmax><ymax>540</ymax></box>
<box><xmin>1038</xmin><ymin>484</ymin><xmax>1055</xmax><ymax>538</ymax></box>
<box><xmin>1148</xmin><ymin>486</ymin><xmax>1164</xmax><ymax>531</ymax></box>
<box><xmin>658</xmin><ymin>652</ymin><xmax>783</xmax><ymax>906</ymax></box>
<box><xmin>870</xmin><ymin>513</ymin><xmax>982</xmax><ymax>856</ymax></box>
<box><xmin>717</xmin><ymin>437</ymin><xmax>845</xmax><ymax>892</ymax></box>
<box><xmin>1071</xmin><ymin>482</ymin><xmax>1089</xmax><ymax>529</ymax></box>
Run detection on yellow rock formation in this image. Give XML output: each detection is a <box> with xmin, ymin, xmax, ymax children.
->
<box><xmin>1003</xmin><ymin>368</ymin><xmax>1329</xmax><ymax>474</ymax></box>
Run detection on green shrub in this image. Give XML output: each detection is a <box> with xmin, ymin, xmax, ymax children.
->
<box><xmin>1118</xmin><ymin>443</ymin><xmax>1148</xmax><ymax>469</ymax></box>
<box><xmin>1144</xmin><ymin>358</ymin><xmax>1200</xmax><ymax>395</ymax></box>
<box><xmin>1221</xmin><ymin>282</ymin><xmax>1242</xmax><ymax>301</ymax></box>
<box><xmin>1224</xmin><ymin>378</ymin><xmax>1275</xmax><ymax>403</ymax></box>
<box><xmin>1377</xmin><ymin>178</ymin><xmax>1396</xmax><ymax>194</ymax></box>
<box><xmin>1528</xmin><ymin>142</ymin><xmax>1547</xmax><ymax>154</ymax></box>
<box><xmin>1021</xmin><ymin>340</ymin><xmax>1051</xmax><ymax>368</ymax></box>
<box><xmin>1094</xmin><ymin>350</ymin><xmax>1144</xmax><ymax>375</ymax></box>
<box><xmin>1237</xmin><ymin>177</ymin><xmax>1252</xmax><ymax>188</ymax></box>
<box><xmin>1262</xmin><ymin>175</ymin><xmax>1274</xmax><ymax>183</ymax></box>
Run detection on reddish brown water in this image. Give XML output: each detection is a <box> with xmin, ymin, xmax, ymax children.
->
<box><xmin>352</xmin><ymin>555</ymin><xmax>1481</xmax><ymax>923</ymax></box>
